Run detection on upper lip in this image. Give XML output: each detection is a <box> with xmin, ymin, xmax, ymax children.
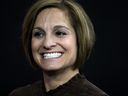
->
<box><xmin>40</xmin><ymin>51</ymin><xmax>63</xmax><ymax>55</ymax></box>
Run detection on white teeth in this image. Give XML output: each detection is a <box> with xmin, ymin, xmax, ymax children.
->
<box><xmin>43</xmin><ymin>52</ymin><xmax>62</xmax><ymax>59</ymax></box>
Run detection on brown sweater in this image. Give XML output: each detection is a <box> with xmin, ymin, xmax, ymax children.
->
<box><xmin>9</xmin><ymin>74</ymin><xmax>109</xmax><ymax>96</ymax></box>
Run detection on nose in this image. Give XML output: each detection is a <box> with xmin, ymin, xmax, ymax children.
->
<box><xmin>43</xmin><ymin>36</ymin><xmax>56</xmax><ymax>50</ymax></box>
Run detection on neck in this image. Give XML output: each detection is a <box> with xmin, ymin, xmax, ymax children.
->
<box><xmin>42</xmin><ymin>68</ymin><xmax>79</xmax><ymax>92</ymax></box>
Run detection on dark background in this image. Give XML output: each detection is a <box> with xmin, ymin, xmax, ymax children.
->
<box><xmin>1</xmin><ymin>0</ymin><xmax>127</xmax><ymax>96</ymax></box>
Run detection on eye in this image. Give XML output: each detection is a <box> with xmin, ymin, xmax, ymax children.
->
<box><xmin>33</xmin><ymin>31</ymin><xmax>45</xmax><ymax>38</ymax></box>
<box><xmin>55</xmin><ymin>31</ymin><xmax>67</xmax><ymax>37</ymax></box>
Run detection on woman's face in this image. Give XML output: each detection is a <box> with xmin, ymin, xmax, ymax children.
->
<box><xmin>31</xmin><ymin>8</ymin><xmax>77</xmax><ymax>71</ymax></box>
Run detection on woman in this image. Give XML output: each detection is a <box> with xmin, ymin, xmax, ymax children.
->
<box><xmin>9</xmin><ymin>0</ymin><xmax>109</xmax><ymax>96</ymax></box>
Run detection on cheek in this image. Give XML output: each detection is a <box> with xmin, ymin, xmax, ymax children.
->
<box><xmin>69</xmin><ymin>37</ymin><xmax>77</xmax><ymax>58</ymax></box>
<box><xmin>62</xmin><ymin>37</ymin><xmax>77</xmax><ymax>52</ymax></box>
<box><xmin>63</xmin><ymin>37</ymin><xmax>77</xmax><ymax>65</ymax></box>
<box><xmin>31</xmin><ymin>39</ymin><xmax>41</xmax><ymax>53</ymax></box>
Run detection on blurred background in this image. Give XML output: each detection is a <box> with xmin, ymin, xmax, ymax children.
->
<box><xmin>1</xmin><ymin>0</ymin><xmax>127</xmax><ymax>96</ymax></box>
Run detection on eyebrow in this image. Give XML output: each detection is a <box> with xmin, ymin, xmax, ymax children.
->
<box><xmin>54</xmin><ymin>25</ymin><xmax>70</xmax><ymax>31</ymax></box>
<box><xmin>32</xmin><ymin>27</ymin><xmax>45</xmax><ymax>32</ymax></box>
<box><xmin>33</xmin><ymin>25</ymin><xmax>70</xmax><ymax>32</ymax></box>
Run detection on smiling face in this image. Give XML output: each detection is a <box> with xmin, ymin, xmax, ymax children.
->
<box><xmin>31</xmin><ymin>8</ymin><xmax>77</xmax><ymax>72</ymax></box>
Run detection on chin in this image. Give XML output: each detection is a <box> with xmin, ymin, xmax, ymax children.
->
<box><xmin>39</xmin><ymin>65</ymin><xmax>62</xmax><ymax>72</ymax></box>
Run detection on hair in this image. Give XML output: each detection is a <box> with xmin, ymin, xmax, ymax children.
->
<box><xmin>22</xmin><ymin>0</ymin><xmax>95</xmax><ymax>69</ymax></box>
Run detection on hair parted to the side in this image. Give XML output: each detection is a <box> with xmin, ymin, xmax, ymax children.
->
<box><xmin>22</xmin><ymin>0</ymin><xmax>95</xmax><ymax>70</ymax></box>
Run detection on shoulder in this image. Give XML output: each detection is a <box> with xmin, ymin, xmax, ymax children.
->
<box><xmin>71</xmin><ymin>74</ymin><xmax>109</xmax><ymax>96</ymax></box>
<box><xmin>9</xmin><ymin>81</ymin><xmax>42</xmax><ymax>96</ymax></box>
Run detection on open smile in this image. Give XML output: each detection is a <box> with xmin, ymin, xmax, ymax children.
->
<box><xmin>40</xmin><ymin>52</ymin><xmax>63</xmax><ymax>59</ymax></box>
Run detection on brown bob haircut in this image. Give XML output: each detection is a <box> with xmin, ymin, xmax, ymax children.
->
<box><xmin>22</xmin><ymin>0</ymin><xmax>95</xmax><ymax>69</ymax></box>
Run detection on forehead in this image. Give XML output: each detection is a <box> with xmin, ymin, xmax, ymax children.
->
<box><xmin>34</xmin><ymin>8</ymin><xmax>71</xmax><ymax>28</ymax></box>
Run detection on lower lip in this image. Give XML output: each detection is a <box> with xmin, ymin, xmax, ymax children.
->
<box><xmin>40</xmin><ymin>56</ymin><xmax>63</xmax><ymax>64</ymax></box>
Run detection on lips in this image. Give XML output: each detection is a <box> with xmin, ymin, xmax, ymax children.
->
<box><xmin>41</xmin><ymin>52</ymin><xmax>63</xmax><ymax>59</ymax></box>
